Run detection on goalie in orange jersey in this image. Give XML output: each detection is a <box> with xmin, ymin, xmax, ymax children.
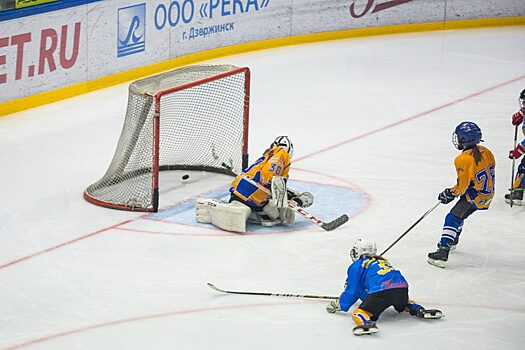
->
<box><xmin>428</xmin><ymin>122</ymin><xmax>495</xmax><ymax>268</ymax></box>
<box><xmin>195</xmin><ymin>136</ymin><xmax>313</xmax><ymax>233</ymax></box>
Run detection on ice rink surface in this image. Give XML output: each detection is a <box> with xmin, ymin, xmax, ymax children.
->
<box><xmin>1</xmin><ymin>26</ymin><xmax>525</xmax><ymax>349</ymax></box>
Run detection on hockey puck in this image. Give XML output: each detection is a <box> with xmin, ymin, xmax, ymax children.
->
<box><xmin>182</xmin><ymin>174</ymin><xmax>190</xmax><ymax>180</ymax></box>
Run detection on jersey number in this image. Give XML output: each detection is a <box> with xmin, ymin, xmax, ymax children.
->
<box><xmin>364</xmin><ymin>259</ymin><xmax>395</xmax><ymax>275</ymax></box>
<box><xmin>376</xmin><ymin>260</ymin><xmax>394</xmax><ymax>275</ymax></box>
<box><xmin>475</xmin><ymin>165</ymin><xmax>495</xmax><ymax>195</ymax></box>
<box><xmin>269</xmin><ymin>163</ymin><xmax>282</xmax><ymax>175</ymax></box>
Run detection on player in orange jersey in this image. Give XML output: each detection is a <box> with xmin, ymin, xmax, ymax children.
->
<box><xmin>428</xmin><ymin>122</ymin><xmax>495</xmax><ymax>268</ymax></box>
<box><xmin>196</xmin><ymin>136</ymin><xmax>313</xmax><ymax>233</ymax></box>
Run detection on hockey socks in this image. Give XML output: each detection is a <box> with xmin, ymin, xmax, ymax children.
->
<box><xmin>440</xmin><ymin>213</ymin><xmax>463</xmax><ymax>248</ymax></box>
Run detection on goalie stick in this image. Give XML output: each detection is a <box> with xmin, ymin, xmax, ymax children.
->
<box><xmin>289</xmin><ymin>201</ymin><xmax>349</xmax><ymax>231</ymax></box>
<box><xmin>207</xmin><ymin>282</ymin><xmax>338</xmax><ymax>300</ymax></box>
<box><xmin>221</xmin><ymin>162</ymin><xmax>349</xmax><ymax>231</ymax></box>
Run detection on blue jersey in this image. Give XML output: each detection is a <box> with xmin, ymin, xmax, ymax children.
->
<box><xmin>339</xmin><ymin>257</ymin><xmax>408</xmax><ymax>312</ymax></box>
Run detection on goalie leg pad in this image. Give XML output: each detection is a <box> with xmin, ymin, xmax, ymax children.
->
<box><xmin>279</xmin><ymin>207</ymin><xmax>295</xmax><ymax>225</ymax></box>
<box><xmin>270</xmin><ymin>176</ymin><xmax>287</xmax><ymax>208</ymax></box>
<box><xmin>195</xmin><ymin>199</ymin><xmax>214</xmax><ymax>223</ymax></box>
<box><xmin>195</xmin><ymin>199</ymin><xmax>251</xmax><ymax>233</ymax></box>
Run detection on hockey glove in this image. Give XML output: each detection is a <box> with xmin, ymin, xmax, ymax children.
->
<box><xmin>289</xmin><ymin>191</ymin><xmax>314</xmax><ymax>208</ymax></box>
<box><xmin>438</xmin><ymin>188</ymin><xmax>455</xmax><ymax>204</ymax></box>
<box><xmin>509</xmin><ymin>144</ymin><xmax>525</xmax><ymax>160</ymax></box>
<box><xmin>326</xmin><ymin>300</ymin><xmax>341</xmax><ymax>314</ymax></box>
<box><xmin>512</xmin><ymin>108</ymin><xmax>525</xmax><ymax>126</ymax></box>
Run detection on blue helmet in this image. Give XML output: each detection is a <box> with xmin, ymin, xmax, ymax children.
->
<box><xmin>452</xmin><ymin>122</ymin><xmax>482</xmax><ymax>150</ymax></box>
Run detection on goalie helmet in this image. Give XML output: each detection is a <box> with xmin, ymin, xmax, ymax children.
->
<box><xmin>452</xmin><ymin>121</ymin><xmax>482</xmax><ymax>150</ymax></box>
<box><xmin>271</xmin><ymin>136</ymin><xmax>294</xmax><ymax>159</ymax></box>
<box><xmin>350</xmin><ymin>238</ymin><xmax>377</xmax><ymax>262</ymax></box>
<box><xmin>519</xmin><ymin>89</ymin><xmax>525</xmax><ymax>108</ymax></box>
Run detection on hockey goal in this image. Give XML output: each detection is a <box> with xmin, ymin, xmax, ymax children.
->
<box><xmin>84</xmin><ymin>64</ymin><xmax>250</xmax><ymax>212</ymax></box>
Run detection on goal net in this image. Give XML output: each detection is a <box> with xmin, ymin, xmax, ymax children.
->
<box><xmin>84</xmin><ymin>64</ymin><xmax>250</xmax><ymax>212</ymax></box>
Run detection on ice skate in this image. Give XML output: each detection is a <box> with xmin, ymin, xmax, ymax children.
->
<box><xmin>247</xmin><ymin>214</ymin><xmax>282</xmax><ymax>227</ymax></box>
<box><xmin>427</xmin><ymin>247</ymin><xmax>450</xmax><ymax>268</ymax></box>
<box><xmin>505</xmin><ymin>190</ymin><xmax>523</xmax><ymax>206</ymax></box>
<box><xmin>352</xmin><ymin>321</ymin><xmax>379</xmax><ymax>336</ymax></box>
<box><xmin>406</xmin><ymin>303</ymin><xmax>444</xmax><ymax>319</ymax></box>
<box><xmin>416</xmin><ymin>308</ymin><xmax>444</xmax><ymax>319</ymax></box>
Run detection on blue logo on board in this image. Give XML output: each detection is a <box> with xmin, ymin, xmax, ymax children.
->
<box><xmin>117</xmin><ymin>4</ymin><xmax>146</xmax><ymax>57</ymax></box>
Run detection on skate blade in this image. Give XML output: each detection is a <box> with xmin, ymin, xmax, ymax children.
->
<box><xmin>505</xmin><ymin>198</ymin><xmax>522</xmax><ymax>206</ymax></box>
<box><xmin>422</xmin><ymin>310</ymin><xmax>444</xmax><ymax>319</ymax></box>
<box><xmin>427</xmin><ymin>258</ymin><xmax>446</xmax><ymax>268</ymax></box>
<box><xmin>353</xmin><ymin>327</ymin><xmax>380</xmax><ymax>336</ymax></box>
<box><xmin>260</xmin><ymin>220</ymin><xmax>281</xmax><ymax>227</ymax></box>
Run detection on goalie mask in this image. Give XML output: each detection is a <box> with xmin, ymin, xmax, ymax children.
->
<box><xmin>350</xmin><ymin>238</ymin><xmax>377</xmax><ymax>262</ymax></box>
<box><xmin>519</xmin><ymin>88</ymin><xmax>525</xmax><ymax>109</ymax></box>
<box><xmin>271</xmin><ymin>136</ymin><xmax>294</xmax><ymax>159</ymax></box>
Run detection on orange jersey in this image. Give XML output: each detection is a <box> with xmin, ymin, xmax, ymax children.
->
<box><xmin>229</xmin><ymin>146</ymin><xmax>291</xmax><ymax>208</ymax></box>
<box><xmin>450</xmin><ymin>145</ymin><xmax>495</xmax><ymax>210</ymax></box>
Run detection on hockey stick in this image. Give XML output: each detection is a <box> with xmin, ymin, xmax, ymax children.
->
<box><xmin>221</xmin><ymin>162</ymin><xmax>349</xmax><ymax>231</ymax></box>
<box><xmin>509</xmin><ymin>125</ymin><xmax>519</xmax><ymax>207</ymax></box>
<box><xmin>207</xmin><ymin>282</ymin><xmax>338</xmax><ymax>300</ymax></box>
<box><xmin>379</xmin><ymin>201</ymin><xmax>441</xmax><ymax>256</ymax></box>
<box><xmin>288</xmin><ymin>201</ymin><xmax>349</xmax><ymax>231</ymax></box>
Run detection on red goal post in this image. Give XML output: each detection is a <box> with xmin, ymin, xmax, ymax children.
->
<box><xmin>84</xmin><ymin>65</ymin><xmax>250</xmax><ymax>212</ymax></box>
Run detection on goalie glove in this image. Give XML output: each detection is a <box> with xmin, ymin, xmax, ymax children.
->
<box><xmin>326</xmin><ymin>300</ymin><xmax>341</xmax><ymax>314</ymax></box>
<box><xmin>289</xmin><ymin>191</ymin><xmax>314</xmax><ymax>208</ymax></box>
<box><xmin>270</xmin><ymin>176</ymin><xmax>287</xmax><ymax>208</ymax></box>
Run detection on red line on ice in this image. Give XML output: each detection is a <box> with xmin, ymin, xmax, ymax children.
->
<box><xmin>5</xmin><ymin>298</ymin><xmax>525</xmax><ymax>349</ymax></box>
<box><xmin>294</xmin><ymin>74</ymin><xmax>525</xmax><ymax>162</ymax></box>
<box><xmin>2</xmin><ymin>301</ymin><xmax>302</xmax><ymax>350</ymax></box>
<box><xmin>0</xmin><ymin>221</ymin><xmax>132</xmax><ymax>270</ymax></box>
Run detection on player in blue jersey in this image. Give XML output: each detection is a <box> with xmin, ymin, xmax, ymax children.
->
<box><xmin>505</xmin><ymin>89</ymin><xmax>525</xmax><ymax>205</ymax></box>
<box><xmin>326</xmin><ymin>239</ymin><xmax>443</xmax><ymax>335</ymax></box>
